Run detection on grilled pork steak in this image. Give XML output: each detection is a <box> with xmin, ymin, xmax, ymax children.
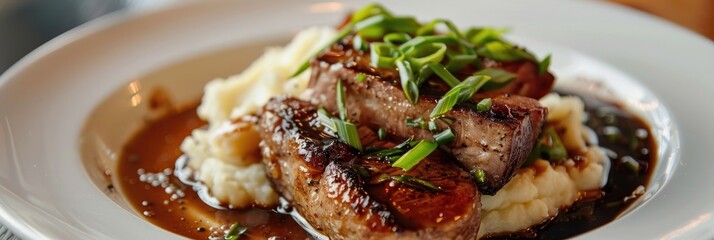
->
<box><xmin>308</xmin><ymin>39</ymin><xmax>547</xmax><ymax>194</ymax></box>
<box><xmin>256</xmin><ymin>96</ymin><xmax>481</xmax><ymax>239</ymax></box>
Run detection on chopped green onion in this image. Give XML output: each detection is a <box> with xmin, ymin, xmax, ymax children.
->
<box><xmin>377</xmin><ymin>128</ymin><xmax>387</xmax><ymax>140</ymax></box>
<box><xmin>370</xmin><ymin>173</ymin><xmax>392</xmax><ymax>184</ymax></box>
<box><xmin>399</xmin><ymin>35</ymin><xmax>458</xmax><ymax>53</ymax></box>
<box><xmin>396</xmin><ymin>59</ymin><xmax>419</xmax><ymax>104</ymax></box>
<box><xmin>433</xmin><ymin>128</ymin><xmax>455</xmax><ymax>145</ymax></box>
<box><xmin>475</xmin><ymin>68</ymin><xmax>517</xmax><ymax>90</ymax></box>
<box><xmin>417</xmin><ymin>19</ymin><xmax>465</xmax><ymax>40</ymax></box>
<box><xmin>476</xmin><ymin>98</ymin><xmax>493</xmax><ymax>112</ymax></box>
<box><xmin>427</xmin><ymin>120</ymin><xmax>438</xmax><ymax>132</ymax></box>
<box><xmin>541</xmin><ymin>127</ymin><xmax>567</xmax><ymax>162</ymax></box>
<box><xmin>224</xmin><ymin>222</ymin><xmax>247</xmax><ymax>240</ymax></box>
<box><xmin>428</xmin><ymin>63</ymin><xmax>461</xmax><ymax>88</ymax></box>
<box><xmin>353</xmin><ymin>35</ymin><xmax>367</xmax><ymax>51</ymax></box>
<box><xmin>415</xmin><ymin>64</ymin><xmax>434</xmax><ymax>85</ymax></box>
<box><xmin>430</xmin><ymin>75</ymin><xmax>491</xmax><ymax>119</ymax></box>
<box><xmin>351</xmin><ymin>3</ymin><xmax>392</xmax><ymax>23</ymax></box>
<box><xmin>383</xmin><ymin>32</ymin><xmax>412</xmax><ymax>46</ymax></box>
<box><xmin>336</xmin><ymin>79</ymin><xmax>348</xmax><ymax>120</ymax></box>
<box><xmin>464</xmin><ymin>27</ymin><xmax>508</xmax><ymax>47</ymax></box>
<box><xmin>622</xmin><ymin>156</ymin><xmax>641</xmax><ymax>174</ymax></box>
<box><xmin>355</xmin><ymin>166</ymin><xmax>370</xmax><ymax>177</ymax></box>
<box><xmin>477</xmin><ymin>41</ymin><xmax>536</xmax><ymax>62</ymax></box>
<box><xmin>370</xmin><ymin>42</ymin><xmax>401</xmax><ymax>68</ymax></box>
<box><xmin>405</xmin><ymin>117</ymin><xmax>428</xmax><ymax>129</ymax></box>
<box><xmin>392</xmin><ymin>175</ymin><xmax>440</xmax><ymax>191</ymax></box>
<box><xmin>317</xmin><ymin>108</ymin><xmax>336</xmax><ymax>133</ymax></box>
<box><xmin>473</xmin><ymin>169</ymin><xmax>486</xmax><ymax>184</ymax></box>
<box><xmin>332</xmin><ymin>118</ymin><xmax>363</xmax><ymax>151</ymax></box>
<box><xmin>290</xmin><ymin>23</ymin><xmax>355</xmax><ymax>78</ymax></box>
<box><xmin>538</xmin><ymin>54</ymin><xmax>551</xmax><ymax>76</ymax></box>
<box><xmin>445</xmin><ymin>52</ymin><xmax>478</xmax><ymax>72</ymax></box>
<box><xmin>355</xmin><ymin>73</ymin><xmax>367</xmax><ymax>83</ymax></box>
<box><xmin>394</xmin><ymin>137</ymin><xmax>415</xmax><ymax>149</ymax></box>
<box><xmin>392</xmin><ymin>140</ymin><xmax>438</xmax><ymax>171</ymax></box>
<box><xmin>404</xmin><ymin>42</ymin><xmax>447</xmax><ymax>70</ymax></box>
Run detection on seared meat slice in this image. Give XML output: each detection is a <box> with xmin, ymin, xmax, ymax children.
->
<box><xmin>256</xmin><ymin>96</ymin><xmax>480</xmax><ymax>240</ymax></box>
<box><xmin>308</xmin><ymin>42</ymin><xmax>547</xmax><ymax>194</ymax></box>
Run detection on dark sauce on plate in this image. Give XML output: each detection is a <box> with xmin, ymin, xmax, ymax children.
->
<box><xmin>485</xmin><ymin>91</ymin><xmax>657</xmax><ymax>239</ymax></box>
<box><xmin>116</xmin><ymin>105</ymin><xmax>313</xmax><ymax>240</ymax></box>
<box><xmin>117</xmin><ymin>92</ymin><xmax>656</xmax><ymax>239</ymax></box>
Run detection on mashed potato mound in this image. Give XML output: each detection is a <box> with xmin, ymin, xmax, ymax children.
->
<box><xmin>180</xmin><ymin>27</ymin><xmax>336</xmax><ymax>208</ymax></box>
<box><xmin>478</xmin><ymin>94</ymin><xmax>609</xmax><ymax>238</ymax></box>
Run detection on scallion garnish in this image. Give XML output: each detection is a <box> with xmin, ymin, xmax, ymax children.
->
<box><xmin>428</xmin><ymin>63</ymin><xmax>461</xmax><ymax>88</ymax></box>
<box><xmin>392</xmin><ymin>175</ymin><xmax>440</xmax><ymax>191</ymax></box>
<box><xmin>474</xmin><ymin>68</ymin><xmax>517</xmax><ymax>90</ymax></box>
<box><xmin>355</xmin><ymin>72</ymin><xmax>367</xmax><ymax>83</ymax></box>
<box><xmin>473</xmin><ymin>169</ymin><xmax>486</xmax><ymax>184</ymax></box>
<box><xmin>538</xmin><ymin>54</ymin><xmax>551</xmax><ymax>76</ymax></box>
<box><xmin>224</xmin><ymin>222</ymin><xmax>247</xmax><ymax>240</ymax></box>
<box><xmin>433</xmin><ymin>128</ymin><xmax>455</xmax><ymax>145</ymax></box>
<box><xmin>621</xmin><ymin>156</ymin><xmax>640</xmax><ymax>174</ymax></box>
<box><xmin>392</xmin><ymin>140</ymin><xmax>438</xmax><ymax>171</ymax></box>
<box><xmin>317</xmin><ymin>108</ymin><xmax>336</xmax><ymax>133</ymax></box>
<box><xmin>377</xmin><ymin>128</ymin><xmax>387</xmax><ymax>140</ymax></box>
<box><xmin>405</xmin><ymin>117</ymin><xmax>428</xmax><ymax>129</ymax></box>
<box><xmin>332</xmin><ymin>118</ymin><xmax>363</xmax><ymax>151</ymax></box>
<box><xmin>540</xmin><ymin>127</ymin><xmax>567</xmax><ymax>162</ymax></box>
<box><xmin>396</xmin><ymin>58</ymin><xmax>419</xmax><ymax>104</ymax></box>
<box><xmin>384</xmin><ymin>32</ymin><xmax>412</xmax><ymax>46</ymax></box>
<box><xmin>355</xmin><ymin>166</ymin><xmax>370</xmax><ymax>177</ymax></box>
<box><xmin>430</xmin><ymin>75</ymin><xmax>491</xmax><ymax>119</ymax></box>
<box><xmin>336</xmin><ymin>79</ymin><xmax>348</xmax><ymax>120</ymax></box>
<box><xmin>476</xmin><ymin>98</ymin><xmax>493</xmax><ymax>112</ymax></box>
<box><xmin>353</xmin><ymin>35</ymin><xmax>367</xmax><ymax>51</ymax></box>
<box><xmin>370</xmin><ymin>42</ymin><xmax>400</xmax><ymax>68</ymax></box>
<box><xmin>477</xmin><ymin>41</ymin><xmax>536</xmax><ymax>62</ymax></box>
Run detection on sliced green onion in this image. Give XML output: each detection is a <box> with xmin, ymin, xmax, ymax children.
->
<box><xmin>392</xmin><ymin>175</ymin><xmax>440</xmax><ymax>191</ymax></box>
<box><xmin>317</xmin><ymin>108</ymin><xmax>336</xmax><ymax>133</ymax></box>
<box><xmin>538</xmin><ymin>54</ymin><xmax>552</xmax><ymax>76</ymax></box>
<box><xmin>476</xmin><ymin>98</ymin><xmax>493</xmax><ymax>112</ymax></box>
<box><xmin>476</xmin><ymin>68</ymin><xmax>517</xmax><ymax>91</ymax></box>
<box><xmin>473</xmin><ymin>169</ymin><xmax>486</xmax><ymax>184</ymax></box>
<box><xmin>370</xmin><ymin>173</ymin><xmax>392</xmax><ymax>184</ymax></box>
<box><xmin>350</xmin><ymin>3</ymin><xmax>392</xmax><ymax>23</ymax></box>
<box><xmin>355</xmin><ymin>166</ymin><xmax>370</xmax><ymax>177</ymax></box>
<box><xmin>415</xmin><ymin>64</ymin><xmax>434</xmax><ymax>85</ymax></box>
<box><xmin>383</xmin><ymin>32</ymin><xmax>412</xmax><ymax>46</ymax></box>
<box><xmin>290</xmin><ymin>23</ymin><xmax>355</xmax><ymax>78</ymax></box>
<box><xmin>394</xmin><ymin>137</ymin><xmax>415</xmax><ymax>149</ymax></box>
<box><xmin>427</xmin><ymin>120</ymin><xmax>438</xmax><ymax>132</ymax></box>
<box><xmin>336</xmin><ymin>79</ymin><xmax>348</xmax><ymax>120</ymax></box>
<box><xmin>392</xmin><ymin>140</ymin><xmax>438</xmax><ymax>171</ymax></box>
<box><xmin>224</xmin><ymin>222</ymin><xmax>247</xmax><ymax>240</ymax></box>
<box><xmin>430</xmin><ymin>75</ymin><xmax>491</xmax><ymax>119</ymax></box>
<box><xmin>404</xmin><ymin>42</ymin><xmax>447</xmax><ymax>70</ymax></box>
<box><xmin>396</xmin><ymin>59</ymin><xmax>419</xmax><ymax>104</ymax></box>
<box><xmin>405</xmin><ymin>117</ymin><xmax>428</xmax><ymax>129</ymax></box>
<box><xmin>355</xmin><ymin>73</ymin><xmax>367</xmax><ymax>83</ymax></box>
<box><xmin>384</xmin><ymin>16</ymin><xmax>420</xmax><ymax>35</ymax></box>
<box><xmin>428</xmin><ymin>63</ymin><xmax>461</xmax><ymax>88</ymax></box>
<box><xmin>622</xmin><ymin>156</ymin><xmax>641</xmax><ymax>174</ymax></box>
<box><xmin>445</xmin><ymin>52</ymin><xmax>478</xmax><ymax>72</ymax></box>
<box><xmin>377</xmin><ymin>128</ymin><xmax>387</xmax><ymax>140</ymax></box>
<box><xmin>464</xmin><ymin>27</ymin><xmax>508</xmax><ymax>47</ymax></box>
<box><xmin>541</xmin><ymin>127</ymin><xmax>567</xmax><ymax>162</ymax></box>
<box><xmin>434</xmin><ymin>128</ymin><xmax>455</xmax><ymax>145</ymax></box>
<box><xmin>417</xmin><ymin>19</ymin><xmax>465</xmax><ymax>40</ymax></box>
<box><xmin>370</xmin><ymin>42</ymin><xmax>401</xmax><ymax>68</ymax></box>
<box><xmin>399</xmin><ymin>35</ymin><xmax>458</xmax><ymax>53</ymax></box>
<box><xmin>332</xmin><ymin>118</ymin><xmax>363</xmax><ymax>151</ymax></box>
<box><xmin>353</xmin><ymin>35</ymin><xmax>367</xmax><ymax>51</ymax></box>
<box><xmin>478</xmin><ymin>41</ymin><xmax>536</xmax><ymax>62</ymax></box>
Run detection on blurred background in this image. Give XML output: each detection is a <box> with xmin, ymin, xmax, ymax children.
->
<box><xmin>0</xmin><ymin>0</ymin><xmax>712</xmax><ymax>239</ymax></box>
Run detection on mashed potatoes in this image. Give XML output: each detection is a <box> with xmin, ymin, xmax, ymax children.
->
<box><xmin>180</xmin><ymin>27</ymin><xmax>337</xmax><ymax>207</ymax></box>
<box><xmin>181</xmin><ymin>27</ymin><xmax>609</xmax><ymax>237</ymax></box>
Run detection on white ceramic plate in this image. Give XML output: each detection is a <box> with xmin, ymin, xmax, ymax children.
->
<box><xmin>1</xmin><ymin>0</ymin><xmax>713</xmax><ymax>239</ymax></box>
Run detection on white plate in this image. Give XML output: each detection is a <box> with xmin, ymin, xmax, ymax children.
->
<box><xmin>1</xmin><ymin>0</ymin><xmax>713</xmax><ymax>239</ymax></box>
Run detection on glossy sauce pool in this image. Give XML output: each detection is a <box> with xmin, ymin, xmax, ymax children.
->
<box><xmin>117</xmin><ymin>92</ymin><xmax>656</xmax><ymax>239</ymax></box>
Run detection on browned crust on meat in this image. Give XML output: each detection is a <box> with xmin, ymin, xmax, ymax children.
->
<box><xmin>256</xmin><ymin>96</ymin><xmax>481</xmax><ymax>239</ymax></box>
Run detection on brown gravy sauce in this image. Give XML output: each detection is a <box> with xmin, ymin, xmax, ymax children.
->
<box><xmin>117</xmin><ymin>92</ymin><xmax>656</xmax><ymax>239</ymax></box>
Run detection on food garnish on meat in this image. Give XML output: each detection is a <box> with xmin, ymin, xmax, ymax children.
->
<box><xmin>299</xmin><ymin>4</ymin><xmax>552</xmax><ymax>194</ymax></box>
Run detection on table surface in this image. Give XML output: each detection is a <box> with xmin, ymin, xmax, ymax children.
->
<box><xmin>0</xmin><ymin>0</ymin><xmax>711</xmax><ymax>239</ymax></box>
